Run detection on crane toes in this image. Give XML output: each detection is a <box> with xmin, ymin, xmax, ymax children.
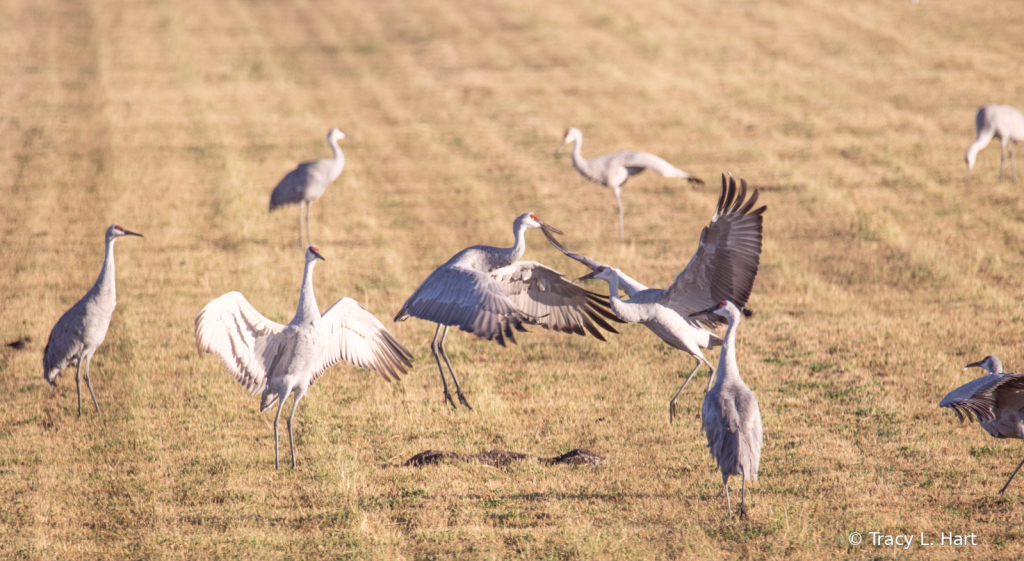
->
<box><xmin>669</xmin><ymin>400</ymin><xmax>677</xmax><ymax>424</ymax></box>
<box><xmin>457</xmin><ymin>391</ymin><xmax>474</xmax><ymax>411</ymax></box>
<box><xmin>443</xmin><ymin>390</ymin><xmax>458</xmax><ymax>411</ymax></box>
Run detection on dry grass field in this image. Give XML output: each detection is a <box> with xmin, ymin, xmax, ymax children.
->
<box><xmin>3</xmin><ymin>0</ymin><xmax>1024</xmax><ymax>558</ymax></box>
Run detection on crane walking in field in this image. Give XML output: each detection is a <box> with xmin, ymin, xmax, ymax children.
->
<box><xmin>557</xmin><ymin>175</ymin><xmax>765</xmax><ymax>422</ymax></box>
<box><xmin>195</xmin><ymin>246</ymin><xmax>413</xmax><ymax>469</ymax></box>
<box><xmin>394</xmin><ymin>213</ymin><xmax>622</xmax><ymax>410</ymax></box>
<box><xmin>43</xmin><ymin>224</ymin><xmax>143</xmax><ymax>415</ymax></box>
<box><xmin>270</xmin><ymin>128</ymin><xmax>349</xmax><ymax>247</ymax></box>
<box><xmin>965</xmin><ymin>105</ymin><xmax>1024</xmax><ymax>183</ymax></box>
<box><xmin>557</xmin><ymin>127</ymin><xmax>704</xmax><ymax>240</ymax></box>
<box><xmin>690</xmin><ymin>301</ymin><xmax>762</xmax><ymax>518</ymax></box>
<box><xmin>940</xmin><ymin>355</ymin><xmax>1024</xmax><ymax>494</ymax></box>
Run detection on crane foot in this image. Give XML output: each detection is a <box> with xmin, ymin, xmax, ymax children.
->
<box><xmin>457</xmin><ymin>391</ymin><xmax>474</xmax><ymax>411</ymax></box>
<box><xmin>443</xmin><ymin>390</ymin><xmax>457</xmax><ymax>411</ymax></box>
<box><xmin>669</xmin><ymin>400</ymin><xmax>677</xmax><ymax>424</ymax></box>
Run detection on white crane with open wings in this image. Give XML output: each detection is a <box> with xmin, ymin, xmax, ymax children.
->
<box><xmin>552</xmin><ymin>175</ymin><xmax>765</xmax><ymax>422</ymax></box>
<box><xmin>195</xmin><ymin>246</ymin><xmax>412</xmax><ymax>469</ymax></box>
<box><xmin>393</xmin><ymin>213</ymin><xmax>622</xmax><ymax>410</ymax></box>
<box><xmin>557</xmin><ymin>127</ymin><xmax>704</xmax><ymax>240</ymax></box>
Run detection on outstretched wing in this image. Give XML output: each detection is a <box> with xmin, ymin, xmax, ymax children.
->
<box><xmin>492</xmin><ymin>261</ymin><xmax>622</xmax><ymax>342</ymax></box>
<box><xmin>394</xmin><ymin>264</ymin><xmax>531</xmax><ymax>346</ymax></box>
<box><xmin>665</xmin><ymin>174</ymin><xmax>766</xmax><ymax>324</ymax></box>
<box><xmin>194</xmin><ymin>292</ymin><xmax>291</xmax><ymax>395</ymax></box>
<box><xmin>618</xmin><ymin>151</ymin><xmax>703</xmax><ymax>183</ymax></box>
<box><xmin>541</xmin><ymin>229</ymin><xmax>649</xmax><ymax>297</ymax></box>
<box><xmin>940</xmin><ymin>373</ymin><xmax>1024</xmax><ymax>423</ymax></box>
<box><xmin>311</xmin><ymin>298</ymin><xmax>414</xmax><ymax>386</ymax></box>
<box><xmin>269</xmin><ymin>159</ymin><xmax>331</xmax><ymax>210</ymax></box>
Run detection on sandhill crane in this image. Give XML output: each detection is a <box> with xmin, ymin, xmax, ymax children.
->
<box><xmin>269</xmin><ymin>128</ymin><xmax>348</xmax><ymax>247</ymax></box>
<box><xmin>43</xmin><ymin>224</ymin><xmax>142</xmax><ymax>415</ymax></box>
<box><xmin>393</xmin><ymin>213</ymin><xmax>622</xmax><ymax>410</ymax></box>
<box><xmin>965</xmin><ymin>105</ymin><xmax>1024</xmax><ymax>183</ymax></box>
<box><xmin>557</xmin><ymin>127</ymin><xmax>704</xmax><ymax>240</ymax></box>
<box><xmin>195</xmin><ymin>246</ymin><xmax>413</xmax><ymax>469</ymax></box>
<box><xmin>690</xmin><ymin>300</ymin><xmax>762</xmax><ymax>518</ymax></box>
<box><xmin>557</xmin><ymin>175</ymin><xmax>765</xmax><ymax>422</ymax></box>
<box><xmin>940</xmin><ymin>355</ymin><xmax>1024</xmax><ymax>494</ymax></box>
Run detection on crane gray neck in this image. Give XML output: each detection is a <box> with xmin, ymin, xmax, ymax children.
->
<box><xmin>713</xmin><ymin>311</ymin><xmax>743</xmax><ymax>389</ymax></box>
<box><xmin>569</xmin><ymin>137</ymin><xmax>590</xmax><ymax>176</ymax></box>
<box><xmin>494</xmin><ymin>215</ymin><xmax>531</xmax><ymax>267</ymax></box>
<box><xmin>293</xmin><ymin>258</ymin><xmax>321</xmax><ymax>324</ymax></box>
<box><xmin>93</xmin><ymin>234</ymin><xmax>118</xmax><ymax>296</ymax></box>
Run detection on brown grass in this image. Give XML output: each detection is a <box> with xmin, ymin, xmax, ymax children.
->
<box><xmin>2</xmin><ymin>0</ymin><xmax>1024</xmax><ymax>558</ymax></box>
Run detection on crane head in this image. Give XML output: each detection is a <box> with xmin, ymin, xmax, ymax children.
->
<box><xmin>520</xmin><ymin>213</ymin><xmax>564</xmax><ymax>236</ymax></box>
<box><xmin>328</xmin><ymin>128</ymin><xmax>347</xmax><ymax>142</ymax></box>
<box><xmin>307</xmin><ymin>245</ymin><xmax>326</xmax><ymax>262</ymax></box>
<box><xmin>964</xmin><ymin>355</ymin><xmax>1002</xmax><ymax>375</ymax></box>
<box><xmin>558</xmin><ymin>127</ymin><xmax>581</xmax><ymax>148</ymax></box>
<box><xmin>576</xmin><ymin>265</ymin><xmax>617</xmax><ymax>284</ymax></box>
<box><xmin>109</xmin><ymin>224</ymin><xmax>143</xmax><ymax>238</ymax></box>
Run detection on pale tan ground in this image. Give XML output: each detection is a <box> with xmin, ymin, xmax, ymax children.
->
<box><xmin>2</xmin><ymin>0</ymin><xmax>1024</xmax><ymax>558</ymax></box>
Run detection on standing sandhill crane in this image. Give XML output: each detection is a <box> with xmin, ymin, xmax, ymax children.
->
<box><xmin>690</xmin><ymin>301</ymin><xmax>762</xmax><ymax>518</ymax></box>
<box><xmin>195</xmin><ymin>246</ymin><xmax>413</xmax><ymax>469</ymax></box>
<box><xmin>940</xmin><ymin>355</ymin><xmax>1024</xmax><ymax>494</ymax></box>
<box><xmin>393</xmin><ymin>213</ymin><xmax>622</xmax><ymax>410</ymax></box>
<box><xmin>557</xmin><ymin>127</ymin><xmax>704</xmax><ymax>240</ymax></box>
<box><xmin>43</xmin><ymin>224</ymin><xmax>143</xmax><ymax>415</ymax></box>
<box><xmin>557</xmin><ymin>175</ymin><xmax>765</xmax><ymax>422</ymax></box>
<box><xmin>269</xmin><ymin>128</ymin><xmax>348</xmax><ymax>247</ymax></box>
<box><xmin>965</xmin><ymin>105</ymin><xmax>1024</xmax><ymax>183</ymax></box>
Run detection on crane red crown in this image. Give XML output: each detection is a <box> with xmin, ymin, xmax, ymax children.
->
<box><xmin>529</xmin><ymin>213</ymin><xmax>539</xmax><ymax>221</ymax></box>
<box><xmin>309</xmin><ymin>245</ymin><xmax>320</xmax><ymax>252</ymax></box>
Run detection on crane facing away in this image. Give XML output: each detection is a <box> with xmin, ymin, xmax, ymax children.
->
<box><xmin>557</xmin><ymin>127</ymin><xmax>704</xmax><ymax>240</ymax></box>
<box><xmin>940</xmin><ymin>355</ymin><xmax>1024</xmax><ymax>494</ymax></box>
<box><xmin>691</xmin><ymin>301</ymin><xmax>762</xmax><ymax>518</ymax></box>
<box><xmin>553</xmin><ymin>175</ymin><xmax>765</xmax><ymax>422</ymax></box>
<box><xmin>195</xmin><ymin>246</ymin><xmax>413</xmax><ymax>469</ymax></box>
<box><xmin>965</xmin><ymin>105</ymin><xmax>1024</xmax><ymax>183</ymax></box>
<box><xmin>394</xmin><ymin>213</ymin><xmax>622</xmax><ymax>410</ymax></box>
<box><xmin>44</xmin><ymin>224</ymin><xmax>143</xmax><ymax>415</ymax></box>
<box><xmin>270</xmin><ymin>128</ymin><xmax>348</xmax><ymax>247</ymax></box>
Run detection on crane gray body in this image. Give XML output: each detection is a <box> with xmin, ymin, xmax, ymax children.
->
<box><xmin>559</xmin><ymin>127</ymin><xmax>703</xmax><ymax>239</ymax></box>
<box><xmin>43</xmin><ymin>224</ymin><xmax>142</xmax><ymax>415</ymax></box>
<box><xmin>965</xmin><ymin>105</ymin><xmax>1024</xmax><ymax>182</ymax></box>
<box><xmin>394</xmin><ymin>213</ymin><xmax>622</xmax><ymax>410</ymax></box>
<box><xmin>940</xmin><ymin>355</ymin><xmax>1024</xmax><ymax>493</ymax></box>
<box><xmin>196</xmin><ymin>247</ymin><xmax>412</xmax><ymax>469</ymax></box>
<box><xmin>269</xmin><ymin>128</ymin><xmax>347</xmax><ymax>246</ymax></box>
<box><xmin>558</xmin><ymin>175</ymin><xmax>766</xmax><ymax>422</ymax></box>
<box><xmin>694</xmin><ymin>301</ymin><xmax>762</xmax><ymax>518</ymax></box>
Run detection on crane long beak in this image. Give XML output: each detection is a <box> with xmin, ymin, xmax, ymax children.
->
<box><xmin>964</xmin><ymin>360</ymin><xmax>984</xmax><ymax>371</ymax></box>
<box><xmin>576</xmin><ymin>270</ymin><xmax>599</xmax><ymax>282</ymax></box>
<box><xmin>123</xmin><ymin>229</ymin><xmax>143</xmax><ymax>237</ymax></box>
<box><xmin>688</xmin><ymin>305</ymin><xmax>719</xmax><ymax>319</ymax></box>
<box><xmin>539</xmin><ymin>221</ymin><xmax>564</xmax><ymax>236</ymax></box>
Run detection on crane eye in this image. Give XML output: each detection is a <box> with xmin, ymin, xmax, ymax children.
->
<box><xmin>529</xmin><ymin>213</ymin><xmax>539</xmax><ymax>221</ymax></box>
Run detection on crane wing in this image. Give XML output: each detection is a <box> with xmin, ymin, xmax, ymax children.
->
<box><xmin>541</xmin><ymin>229</ymin><xmax>649</xmax><ymax>297</ymax></box>
<box><xmin>310</xmin><ymin>298</ymin><xmax>414</xmax><ymax>386</ymax></box>
<box><xmin>616</xmin><ymin>151</ymin><xmax>702</xmax><ymax>183</ymax></box>
<box><xmin>493</xmin><ymin>261</ymin><xmax>622</xmax><ymax>342</ymax></box>
<box><xmin>394</xmin><ymin>265</ymin><xmax>532</xmax><ymax>346</ymax></box>
<box><xmin>664</xmin><ymin>174</ymin><xmax>766</xmax><ymax>325</ymax></box>
<box><xmin>940</xmin><ymin>373</ymin><xmax>1024</xmax><ymax>423</ymax></box>
<box><xmin>194</xmin><ymin>292</ymin><xmax>291</xmax><ymax>395</ymax></box>
<box><xmin>269</xmin><ymin>159</ymin><xmax>331</xmax><ymax>210</ymax></box>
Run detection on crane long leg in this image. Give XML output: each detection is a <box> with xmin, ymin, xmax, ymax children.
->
<box><xmin>75</xmin><ymin>361</ymin><xmax>83</xmax><ymax>416</ymax></box>
<box><xmin>430</xmin><ymin>324</ymin><xmax>456</xmax><ymax>410</ymax></box>
<box><xmin>273</xmin><ymin>397</ymin><xmax>284</xmax><ymax>470</ymax></box>
<box><xmin>614</xmin><ymin>186</ymin><xmax>625</xmax><ymax>241</ymax></box>
<box><xmin>305</xmin><ymin>200</ymin><xmax>313</xmax><ymax>247</ymax></box>
<box><xmin>1000</xmin><ymin>143</ymin><xmax>1007</xmax><ymax>182</ymax></box>
<box><xmin>999</xmin><ymin>454</ymin><xmax>1024</xmax><ymax>495</ymax></box>
<box><xmin>724</xmin><ymin>477</ymin><xmax>732</xmax><ymax>518</ymax></box>
<box><xmin>83</xmin><ymin>356</ymin><xmax>100</xmax><ymax>413</ymax></box>
<box><xmin>287</xmin><ymin>391</ymin><xmax>304</xmax><ymax>469</ymax></box>
<box><xmin>705</xmin><ymin>356</ymin><xmax>718</xmax><ymax>392</ymax></box>
<box><xmin>297</xmin><ymin>202</ymin><xmax>305</xmax><ymax>248</ymax></box>
<box><xmin>740</xmin><ymin>475</ymin><xmax>748</xmax><ymax>519</ymax></box>
<box><xmin>439</xmin><ymin>326</ymin><xmax>473</xmax><ymax>410</ymax></box>
<box><xmin>1010</xmin><ymin>141</ymin><xmax>1017</xmax><ymax>184</ymax></box>
<box><xmin>669</xmin><ymin>359</ymin><xmax>704</xmax><ymax>424</ymax></box>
